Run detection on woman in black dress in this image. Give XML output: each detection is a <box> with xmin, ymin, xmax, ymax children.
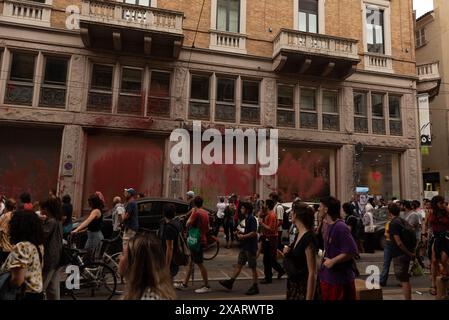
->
<box><xmin>282</xmin><ymin>202</ymin><xmax>318</xmax><ymax>300</ymax></box>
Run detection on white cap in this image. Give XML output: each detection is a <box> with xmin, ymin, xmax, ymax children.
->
<box><xmin>186</xmin><ymin>191</ymin><xmax>195</xmax><ymax>197</ymax></box>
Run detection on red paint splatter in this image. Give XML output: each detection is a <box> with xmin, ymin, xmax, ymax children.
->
<box><xmin>277</xmin><ymin>151</ymin><xmax>330</xmax><ymax>202</ymax></box>
<box><xmin>188</xmin><ymin>163</ymin><xmax>256</xmax><ymax>208</ymax></box>
<box><xmin>83</xmin><ymin>134</ymin><xmax>164</xmax><ymax>209</ymax></box>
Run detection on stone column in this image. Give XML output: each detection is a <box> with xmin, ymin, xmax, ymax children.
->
<box><xmin>67</xmin><ymin>54</ymin><xmax>87</xmax><ymax>112</ymax></box>
<box><xmin>262</xmin><ymin>77</ymin><xmax>276</xmax><ymax>128</ymax></box>
<box><xmin>172</xmin><ymin>66</ymin><xmax>189</xmax><ymax>120</ymax></box>
<box><xmin>403</xmin><ymin>148</ymin><xmax>422</xmax><ymax>200</ymax></box>
<box><xmin>337</xmin><ymin>144</ymin><xmax>356</xmax><ymax>202</ymax></box>
<box><xmin>342</xmin><ymin>86</ymin><xmax>354</xmax><ymax>133</ymax></box>
<box><xmin>58</xmin><ymin>125</ymin><xmax>86</xmax><ymax>217</ymax></box>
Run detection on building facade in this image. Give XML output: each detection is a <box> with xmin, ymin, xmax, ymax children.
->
<box><xmin>415</xmin><ymin>0</ymin><xmax>447</xmax><ymax>198</ymax></box>
<box><xmin>0</xmin><ymin>0</ymin><xmax>421</xmax><ymax>213</ymax></box>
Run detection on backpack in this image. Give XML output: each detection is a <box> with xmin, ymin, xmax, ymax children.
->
<box><xmin>166</xmin><ymin>222</ymin><xmax>190</xmax><ymax>266</ymax></box>
<box><xmin>345</xmin><ymin>215</ymin><xmax>364</xmax><ymax>240</ymax></box>
<box><xmin>187</xmin><ymin>227</ymin><xmax>201</xmax><ymax>252</ymax></box>
<box><xmin>394</xmin><ymin>218</ymin><xmax>417</xmax><ymax>252</ymax></box>
<box><xmin>277</xmin><ymin>204</ymin><xmax>290</xmax><ymax>230</ymax></box>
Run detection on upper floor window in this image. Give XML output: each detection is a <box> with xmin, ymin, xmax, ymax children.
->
<box><xmin>416</xmin><ymin>28</ymin><xmax>426</xmax><ymax>48</ymax></box>
<box><xmin>277</xmin><ymin>84</ymin><xmax>295</xmax><ymax>128</ymax></box>
<box><xmin>118</xmin><ymin>67</ymin><xmax>143</xmax><ymax>116</ymax></box>
<box><xmin>148</xmin><ymin>71</ymin><xmax>171</xmax><ymax>117</ymax></box>
<box><xmin>87</xmin><ymin>64</ymin><xmax>114</xmax><ymax>113</ymax></box>
<box><xmin>366</xmin><ymin>7</ymin><xmax>384</xmax><ymax>54</ymax></box>
<box><xmin>215</xmin><ymin>77</ymin><xmax>236</xmax><ymax>122</ymax></box>
<box><xmin>39</xmin><ymin>56</ymin><xmax>69</xmax><ymax>108</ymax></box>
<box><xmin>354</xmin><ymin>92</ymin><xmax>368</xmax><ymax>133</ymax></box>
<box><xmin>298</xmin><ymin>0</ymin><xmax>318</xmax><ymax>33</ymax></box>
<box><xmin>217</xmin><ymin>0</ymin><xmax>240</xmax><ymax>33</ymax></box>
<box><xmin>123</xmin><ymin>0</ymin><xmax>151</xmax><ymax>6</ymax></box>
<box><xmin>322</xmin><ymin>90</ymin><xmax>339</xmax><ymax>131</ymax></box>
<box><xmin>189</xmin><ymin>74</ymin><xmax>211</xmax><ymax>120</ymax></box>
<box><xmin>389</xmin><ymin>95</ymin><xmax>402</xmax><ymax>136</ymax></box>
<box><xmin>371</xmin><ymin>93</ymin><xmax>385</xmax><ymax>135</ymax></box>
<box><xmin>5</xmin><ymin>52</ymin><xmax>36</xmax><ymax>106</ymax></box>
<box><xmin>300</xmin><ymin>88</ymin><xmax>317</xmax><ymax>129</ymax></box>
<box><xmin>241</xmin><ymin>80</ymin><xmax>260</xmax><ymax>124</ymax></box>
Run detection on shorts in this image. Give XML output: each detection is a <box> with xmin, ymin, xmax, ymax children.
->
<box><xmin>191</xmin><ymin>246</ymin><xmax>204</xmax><ymax>264</ymax></box>
<box><xmin>123</xmin><ymin>229</ymin><xmax>137</xmax><ymax>248</ymax></box>
<box><xmin>238</xmin><ymin>250</ymin><xmax>257</xmax><ymax>269</ymax></box>
<box><xmin>320</xmin><ymin>280</ymin><xmax>356</xmax><ymax>301</ymax></box>
<box><xmin>393</xmin><ymin>254</ymin><xmax>411</xmax><ymax>282</ymax></box>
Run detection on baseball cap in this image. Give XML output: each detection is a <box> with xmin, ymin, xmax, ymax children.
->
<box><xmin>186</xmin><ymin>191</ymin><xmax>195</xmax><ymax>197</ymax></box>
<box><xmin>124</xmin><ymin>188</ymin><xmax>137</xmax><ymax>196</ymax></box>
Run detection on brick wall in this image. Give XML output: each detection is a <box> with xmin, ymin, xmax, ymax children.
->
<box><xmin>42</xmin><ymin>0</ymin><xmax>415</xmax><ymax>76</ymax></box>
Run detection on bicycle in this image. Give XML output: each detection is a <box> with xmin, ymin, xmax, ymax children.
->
<box><xmin>61</xmin><ymin>235</ymin><xmax>117</xmax><ymax>300</ymax></box>
<box><xmin>175</xmin><ymin>215</ymin><xmax>220</xmax><ymax>261</ymax></box>
<box><xmin>100</xmin><ymin>232</ymin><xmax>125</xmax><ymax>293</ymax></box>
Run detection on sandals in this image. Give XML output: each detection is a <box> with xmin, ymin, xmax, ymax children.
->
<box><xmin>430</xmin><ymin>286</ymin><xmax>437</xmax><ymax>296</ymax></box>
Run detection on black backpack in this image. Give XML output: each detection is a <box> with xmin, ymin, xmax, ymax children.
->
<box><xmin>399</xmin><ymin>218</ymin><xmax>417</xmax><ymax>252</ymax></box>
<box><xmin>160</xmin><ymin>221</ymin><xmax>190</xmax><ymax>266</ymax></box>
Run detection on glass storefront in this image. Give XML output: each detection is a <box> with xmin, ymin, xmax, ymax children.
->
<box><xmin>359</xmin><ymin>151</ymin><xmax>400</xmax><ymax>199</ymax></box>
<box><xmin>278</xmin><ymin>146</ymin><xmax>333</xmax><ymax>202</ymax></box>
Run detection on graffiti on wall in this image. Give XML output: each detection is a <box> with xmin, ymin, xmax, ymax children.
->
<box><xmin>277</xmin><ymin>148</ymin><xmax>331</xmax><ymax>202</ymax></box>
<box><xmin>187</xmin><ymin>164</ymin><xmax>257</xmax><ymax>208</ymax></box>
<box><xmin>83</xmin><ymin>134</ymin><xmax>164</xmax><ymax>210</ymax></box>
<box><xmin>0</xmin><ymin>127</ymin><xmax>62</xmax><ymax>201</ymax></box>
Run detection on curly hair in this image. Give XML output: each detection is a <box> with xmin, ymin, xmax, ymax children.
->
<box><xmin>88</xmin><ymin>193</ymin><xmax>105</xmax><ymax>210</ymax></box>
<box><xmin>9</xmin><ymin>211</ymin><xmax>44</xmax><ymax>247</ymax></box>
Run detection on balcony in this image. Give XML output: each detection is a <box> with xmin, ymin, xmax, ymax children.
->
<box><xmin>417</xmin><ymin>62</ymin><xmax>441</xmax><ymax>100</ymax></box>
<box><xmin>209</xmin><ymin>30</ymin><xmax>246</xmax><ymax>54</ymax></box>
<box><xmin>0</xmin><ymin>0</ymin><xmax>52</xmax><ymax>27</ymax></box>
<box><xmin>364</xmin><ymin>53</ymin><xmax>393</xmax><ymax>73</ymax></box>
<box><xmin>79</xmin><ymin>0</ymin><xmax>184</xmax><ymax>58</ymax></box>
<box><xmin>272</xmin><ymin>29</ymin><xmax>359</xmax><ymax>79</ymax></box>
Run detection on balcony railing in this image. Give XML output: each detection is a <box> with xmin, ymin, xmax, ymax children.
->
<box><xmin>273</xmin><ymin>29</ymin><xmax>359</xmax><ymax>60</ymax></box>
<box><xmin>417</xmin><ymin>62</ymin><xmax>440</xmax><ymax>81</ymax></box>
<box><xmin>364</xmin><ymin>53</ymin><xmax>393</xmax><ymax>73</ymax></box>
<box><xmin>80</xmin><ymin>0</ymin><xmax>183</xmax><ymax>35</ymax></box>
<box><xmin>0</xmin><ymin>0</ymin><xmax>52</xmax><ymax>27</ymax></box>
<box><xmin>209</xmin><ymin>30</ymin><xmax>246</xmax><ymax>54</ymax></box>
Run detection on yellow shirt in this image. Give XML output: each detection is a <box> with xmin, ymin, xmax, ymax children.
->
<box><xmin>385</xmin><ymin>221</ymin><xmax>391</xmax><ymax>242</ymax></box>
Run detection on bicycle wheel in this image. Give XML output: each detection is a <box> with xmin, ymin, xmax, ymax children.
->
<box><xmin>104</xmin><ymin>252</ymin><xmax>125</xmax><ymax>293</ymax></box>
<box><xmin>203</xmin><ymin>238</ymin><xmax>219</xmax><ymax>261</ymax></box>
<box><xmin>66</xmin><ymin>262</ymin><xmax>117</xmax><ymax>300</ymax></box>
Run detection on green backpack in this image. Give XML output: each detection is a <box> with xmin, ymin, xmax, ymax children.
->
<box><xmin>187</xmin><ymin>227</ymin><xmax>201</xmax><ymax>252</ymax></box>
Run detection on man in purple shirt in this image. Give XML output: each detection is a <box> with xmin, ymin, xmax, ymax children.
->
<box><xmin>318</xmin><ymin>196</ymin><xmax>358</xmax><ymax>300</ymax></box>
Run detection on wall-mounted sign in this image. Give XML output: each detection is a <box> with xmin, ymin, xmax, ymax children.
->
<box><xmin>62</xmin><ymin>154</ymin><xmax>74</xmax><ymax>177</ymax></box>
<box><xmin>418</xmin><ymin>94</ymin><xmax>431</xmax><ymax>146</ymax></box>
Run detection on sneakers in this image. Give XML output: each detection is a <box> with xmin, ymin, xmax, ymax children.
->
<box><xmin>219</xmin><ymin>279</ymin><xmax>234</xmax><ymax>290</ymax></box>
<box><xmin>195</xmin><ymin>286</ymin><xmax>212</xmax><ymax>294</ymax></box>
<box><xmin>173</xmin><ymin>282</ymin><xmax>188</xmax><ymax>290</ymax></box>
<box><xmin>245</xmin><ymin>284</ymin><xmax>260</xmax><ymax>296</ymax></box>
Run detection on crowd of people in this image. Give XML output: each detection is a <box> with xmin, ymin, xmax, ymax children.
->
<box><xmin>1</xmin><ymin>187</ymin><xmax>449</xmax><ymax>301</ymax></box>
